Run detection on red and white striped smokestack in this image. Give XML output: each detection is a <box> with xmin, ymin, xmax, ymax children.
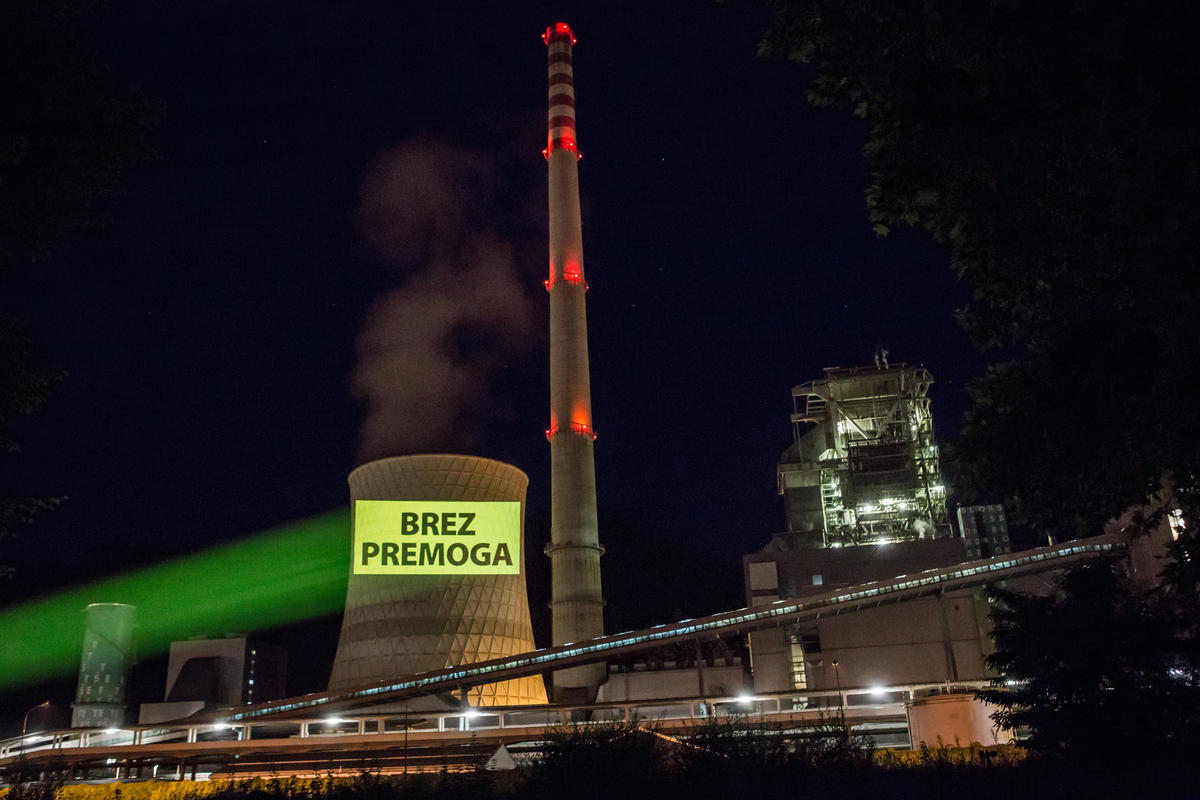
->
<box><xmin>542</xmin><ymin>21</ymin><xmax>606</xmax><ymax>703</ymax></box>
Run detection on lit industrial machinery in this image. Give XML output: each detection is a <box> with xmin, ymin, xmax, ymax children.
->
<box><xmin>542</xmin><ymin>22</ymin><xmax>606</xmax><ymax>702</ymax></box>
<box><xmin>777</xmin><ymin>363</ymin><xmax>950</xmax><ymax>546</ymax></box>
<box><xmin>748</xmin><ymin>363</ymin><xmax>966</xmax><ymax>695</ymax></box>
<box><xmin>71</xmin><ymin>603</ymin><xmax>136</xmax><ymax>728</ymax></box>
<box><xmin>327</xmin><ymin>455</ymin><xmax>546</xmax><ymax>706</ymax></box>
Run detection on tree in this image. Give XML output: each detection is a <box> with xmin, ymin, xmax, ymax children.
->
<box><xmin>0</xmin><ymin>319</ymin><xmax>61</xmax><ymax>575</ymax></box>
<box><xmin>1</xmin><ymin>1</ymin><xmax>157</xmax><ymax>269</ymax></box>
<box><xmin>978</xmin><ymin>555</ymin><xmax>1200</xmax><ymax>759</ymax></box>
<box><xmin>524</xmin><ymin>722</ymin><xmax>684</xmax><ymax>800</ymax></box>
<box><xmin>760</xmin><ymin>1</ymin><xmax>1200</xmax><ymax>541</ymax></box>
<box><xmin>0</xmin><ymin>0</ymin><xmax>157</xmax><ymax>568</ymax></box>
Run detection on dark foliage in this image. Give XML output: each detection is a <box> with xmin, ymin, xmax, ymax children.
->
<box><xmin>524</xmin><ymin>722</ymin><xmax>684</xmax><ymax>799</ymax></box>
<box><xmin>685</xmin><ymin>713</ymin><xmax>872</xmax><ymax>789</ymax></box>
<box><xmin>23</xmin><ymin>731</ymin><xmax>1200</xmax><ymax>800</ymax></box>
<box><xmin>525</xmin><ymin>716</ymin><xmax>874</xmax><ymax>799</ymax></box>
<box><xmin>0</xmin><ymin>0</ymin><xmax>157</xmax><ymax>570</ymax></box>
<box><xmin>0</xmin><ymin>0</ymin><xmax>158</xmax><ymax>269</ymax></box>
<box><xmin>760</xmin><ymin>0</ymin><xmax>1200</xmax><ymax>540</ymax></box>
<box><xmin>5</xmin><ymin>771</ymin><xmax>62</xmax><ymax>800</ymax></box>
<box><xmin>11</xmin><ymin>715</ymin><xmax>1200</xmax><ymax>800</ymax></box>
<box><xmin>0</xmin><ymin>317</ymin><xmax>62</xmax><ymax>570</ymax></box>
<box><xmin>979</xmin><ymin>553</ymin><xmax>1200</xmax><ymax>759</ymax></box>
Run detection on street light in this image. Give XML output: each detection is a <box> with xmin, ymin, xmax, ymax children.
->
<box><xmin>830</xmin><ymin>660</ymin><xmax>846</xmax><ymax>731</ymax></box>
<box><xmin>830</xmin><ymin>662</ymin><xmax>849</xmax><ymax>743</ymax></box>
<box><xmin>17</xmin><ymin>701</ymin><xmax>52</xmax><ymax>787</ymax></box>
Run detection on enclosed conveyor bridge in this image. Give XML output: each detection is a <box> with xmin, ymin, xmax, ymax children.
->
<box><xmin>226</xmin><ymin>535</ymin><xmax>1120</xmax><ymax>721</ymax></box>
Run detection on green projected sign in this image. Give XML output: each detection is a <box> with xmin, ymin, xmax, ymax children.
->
<box><xmin>353</xmin><ymin>500</ymin><xmax>521</xmax><ymax>575</ymax></box>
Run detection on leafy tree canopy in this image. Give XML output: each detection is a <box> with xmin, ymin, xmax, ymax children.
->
<box><xmin>761</xmin><ymin>1</ymin><xmax>1200</xmax><ymax>540</ymax></box>
<box><xmin>979</xmin><ymin>548</ymin><xmax>1200</xmax><ymax>758</ymax></box>
<box><xmin>0</xmin><ymin>0</ymin><xmax>157</xmax><ymax>559</ymax></box>
<box><xmin>0</xmin><ymin>0</ymin><xmax>157</xmax><ymax>269</ymax></box>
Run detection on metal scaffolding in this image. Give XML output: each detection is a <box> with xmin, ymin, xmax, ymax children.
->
<box><xmin>778</xmin><ymin>364</ymin><xmax>949</xmax><ymax>546</ymax></box>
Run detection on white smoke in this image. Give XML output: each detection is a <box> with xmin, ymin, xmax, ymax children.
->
<box><xmin>351</xmin><ymin>134</ymin><xmax>539</xmax><ymax>461</ymax></box>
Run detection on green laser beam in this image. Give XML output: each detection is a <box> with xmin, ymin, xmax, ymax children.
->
<box><xmin>0</xmin><ymin>511</ymin><xmax>350</xmax><ymax>690</ymax></box>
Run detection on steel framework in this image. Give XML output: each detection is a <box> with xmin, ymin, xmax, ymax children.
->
<box><xmin>779</xmin><ymin>364</ymin><xmax>948</xmax><ymax>545</ymax></box>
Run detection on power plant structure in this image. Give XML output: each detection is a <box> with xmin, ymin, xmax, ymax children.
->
<box><xmin>12</xmin><ymin>25</ymin><xmax>1159</xmax><ymax>778</ymax></box>
<box><xmin>71</xmin><ymin>603</ymin><xmax>136</xmax><ymax>729</ymax></box>
<box><xmin>542</xmin><ymin>22</ymin><xmax>606</xmax><ymax>703</ymax></box>
<box><xmin>327</xmin><ymin>455</ymin><xmax>546</xmax><ymax>707</ymax></box>
<box><xmin>322</xmin><ymin>22</ymin><xmax>607</xmax><ymax>709</ymax></box>
<box><xmin>746</xmin><ymin>363</ymin><xmax>981</xmax><ymax>695</ymax></box>
<box><xmin>139</xmin><ymin>635</ymin><xmax>287</xmax><ymax>725</ymax></box>
<box><xmin>777</xmin><ymin>363</ymin><xmax>950</xmax><ymax>546</ymax></box>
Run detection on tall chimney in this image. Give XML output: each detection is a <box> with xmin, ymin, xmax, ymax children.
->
<box><xmin>542</xmin><ymin>22</ymin><xmax>605</xmax><ymax>703</ymax></box>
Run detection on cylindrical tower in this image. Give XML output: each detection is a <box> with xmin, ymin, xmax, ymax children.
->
<box><xmin>328</xmin><ymin>455</ymin><xmax>546</xmax><ymax>706</ymax></box>
<box><xmin>71</xmin><ymin>603</ymin><xmax>135</xmax><ymax>728</ymax></box>
<box><xmin>543</xmin><ymin>22</ymin><xmax>605</xmax><ymax>702</ymax></box>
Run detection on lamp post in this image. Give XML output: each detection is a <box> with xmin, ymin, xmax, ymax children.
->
<box><xmin>17</xmin><ymin>701</ymin><xmax>51</xmax><ymax>787</ymax></box>
<box><xmin>831</xmin><ymin>660</ymin><xmax>846</xmax><ymax>732</ymax></box>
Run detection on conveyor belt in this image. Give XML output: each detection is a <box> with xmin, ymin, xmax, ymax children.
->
<box><xmin>227</xmin><ymin>535</ymin><xmax>1120</xmax><ymax>721</ymax></box>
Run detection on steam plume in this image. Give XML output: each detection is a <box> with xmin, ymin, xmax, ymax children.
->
<box><xmin>351</xmin><ymin>134</ymin><xmax>538</xmax><ymax>460</ymax></box>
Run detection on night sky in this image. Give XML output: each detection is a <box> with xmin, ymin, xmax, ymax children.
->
<box><xmin>1</xmin><ymin>1</ymin><xmax>983</xmax><ymax>721</ymax></box>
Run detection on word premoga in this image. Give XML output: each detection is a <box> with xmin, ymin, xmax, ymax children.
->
<box><xmin>353</xmin><ymin>500</ymin><xmax>522</xmax><ymax>575</ymax></box>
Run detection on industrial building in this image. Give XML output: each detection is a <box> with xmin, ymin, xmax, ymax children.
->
<box><xmin>322</xmin><ymin>24</ymin><xmax>604</xmax><ymax>710</ymax></box>
<box><xmin>71</xmin><ymin>604</ymin><xmax>136</xmax><ymax>729</ymax></box>
<box><xmin>4</xmin><ymin>25</ymin><xmax>1132</xmax><ymax>779</ymax></box>
<box><xmin>9</xmin><ymin>537</ymin><xmax>1121</xmax><ymax>781</ymax></box>
<box><xmin>778</xmin><ymin>364</ymin><xmax>949</xmax><ymax>545</ymax></box>
<box><xmin>139</xmin><ymin>636</ymin><xmax>286</xmax><ymax>725</ymax></box>
<box><xmin>746</xmin><ymin>364</ymin><xmax>990</xmax><ymax>696</ymax></box>
<box><xmin>50</xmin><ymin>39</ymin><xmax>1001</xmax><ymax>743</ymax></box>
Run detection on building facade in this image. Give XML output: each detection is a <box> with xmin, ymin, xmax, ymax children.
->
<box><xmin>139</xmin><ymin>635</ymin><xmax>286</xmax><ymax>725</ymax></box>
<box><xmin>748</xmin><ymin>365</ymin><xmax>989</xmax><ymax>697</ymax></box>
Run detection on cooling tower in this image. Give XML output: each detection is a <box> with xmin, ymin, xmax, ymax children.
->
<box><xmin>71</xmin><ymin>603</ymin><xmax>135</xmax><ymax>728</ymax></box>
<box><xmin>328</xmin><ymin>454</ymin><xmax>546</xmax><ymax>706</ymax></box>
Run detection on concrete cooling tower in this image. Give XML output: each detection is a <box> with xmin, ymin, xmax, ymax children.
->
<box><xmin>72</xmin><ymin>603</ymin><xmax>136</xmax><ymax>728</ymax></box>
<box><xmin>327</xmin><ymin>454</ymin><xmax>546</xmax><ymax>706</ymax></box>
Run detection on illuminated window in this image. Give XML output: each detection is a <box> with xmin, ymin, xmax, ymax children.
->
<box><xmin>812</xmin><ymin>574</ymin><xmax>823</xmax><ymax>586</ymax></box>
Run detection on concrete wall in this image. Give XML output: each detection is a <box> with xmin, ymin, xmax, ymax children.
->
<box><xmin>597</xmin><ymin>665</ymin><xmax>747</xmax><ymax>704</ymax></box>
<box><xmin>812</xmin><ymin>593</ymin><xmax>986</xmax><ymax>687</ymax></box>
<box><xmin>745</xmin><ymin>538</ymin><xmax>989</xmax><ymax>693</ymax></box>
<box><xmin>165</xmin><ymin>636</ymin><xmax>248</xmax><ymax>706</ymax></box>
<box><xmin>746</xmin><ymin>537</ymin><xmax>970</xmax><ymax>603</ymax></box>
<box><xmin>746</xmin><ymin>628</ymin><xmax>793</xmax><ymax>693</ymax></box>
<box><xmin>748</xmin><ymin>592</ymin><xmax>986</xmax><ymax>694</ymax></box>
<box><xmin>138</xmin><ymin>700</ymin><xmax>205</xmax><ymax>725</ymax></box>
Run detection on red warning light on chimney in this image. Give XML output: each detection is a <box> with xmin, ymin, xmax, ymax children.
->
<box><xmin>542</xmin><ymin>23</ymin><xmax>576</xmax><ymax>45</ymax></box>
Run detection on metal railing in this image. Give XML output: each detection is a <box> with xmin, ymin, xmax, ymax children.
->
<box><xmin>1</xmin><ymin>681</ymin><xmax>987</xmax><ymax>770</ymax></box>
